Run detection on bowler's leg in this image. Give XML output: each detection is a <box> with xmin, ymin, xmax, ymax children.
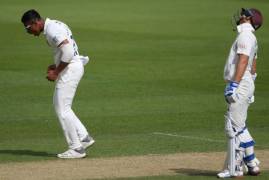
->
<box><xmin>53</xmin><ymin>86</ymin><xmax>86</xmax><ymax>158</ymax></box>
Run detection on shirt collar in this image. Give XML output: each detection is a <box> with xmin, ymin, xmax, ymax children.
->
<box><xmin>237</xmin><ymin>23</ymin><xmax>255</xmax><ymax>33</ymax></box>
<box><xmin>43</xmin><ymin>18</ymin><xmax>51</xmax><ymax>35</ymax></box>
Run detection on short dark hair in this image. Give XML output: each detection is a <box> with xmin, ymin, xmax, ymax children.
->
<box><xmin>21</xmin><ymin>9</ymin><xmax>41</xmax><ymax>24</ymax></box>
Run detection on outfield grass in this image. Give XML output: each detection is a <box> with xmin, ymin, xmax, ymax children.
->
<box><xmin>0</xmin><ymin>0</ymin><xmax>268</xmax><ymax>167</ymax></box>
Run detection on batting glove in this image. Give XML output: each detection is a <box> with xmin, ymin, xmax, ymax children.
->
<box><xmin>224</xmin><ymin>81</ymin><xmax>239</xmax><ymax>103</ymax></box>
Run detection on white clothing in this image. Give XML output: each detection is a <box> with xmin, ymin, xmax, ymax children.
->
<box><xmin>43</xmin><ymin>18</ymin><xmax>79</xmax><ymax>65</ymax></box>
<box><xmin>43</xmin><ymin>18</ymin><xmax>90</xmax><ymax>65</ymax></box>
<box><xmin>44</xmin><ymin>18</ymin><xmax>92</xmax><ymax>150</ymax></box>
<box><xmin>227</xmin><ymin>79</ymin><xmax>254</xmax><ymax>130</ymax></box>
<box><xmin>53</xmin><ymin>62</ymin><xmax>89</xmax><ymax>149</ymax></box>
<box><xmin>224</xmin><ymin>23</ymin><xmax>257</xmax><ymax>131</ymax></box>
<box><xmin>224</xmin><ymin>23</ymin><xmax>258</xmax><ymax>82</ymax></box>
<box><xmin>220</xmin><ymin>23</ymin><xmax>260</xmax><ymax>175</ymax></box>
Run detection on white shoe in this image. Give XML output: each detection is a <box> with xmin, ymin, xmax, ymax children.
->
<box><xmin>217</xmin><ymin>169</ymin><xmax>243</xmax><ymax>178</ymax></box>
<box><xmin>81</xmin><ymin>136</ymin><xmax>95</xmax><ymax>149</ymax></box>
<box><xmin>217</xmin><ymin>170</ymin><xmax>230</xmax><ymax>178</ymax></box>
<box><xmin>57</xmin><ymin>148</ymin><xmax>86</xmax><ymax>159</ymax></box>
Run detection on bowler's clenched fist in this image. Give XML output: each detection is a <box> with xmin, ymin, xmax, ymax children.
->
<box><xmin>47</xmin><ymin>69</ymin><xmax>58</xmax><ymax>81</ymax></box>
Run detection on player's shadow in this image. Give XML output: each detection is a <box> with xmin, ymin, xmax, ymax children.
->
<box><xmin>170</xmin><ymin>168</ymin><xmax>217</xmax><ymax>177</ymax></box>
<box><xmin>0</xmin><ymin>149</ymin><xmax>55</xmax><ymax>157</ymax></box>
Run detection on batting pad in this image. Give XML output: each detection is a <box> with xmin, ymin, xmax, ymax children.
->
<box><xmin>228</xmin><ymin>137</ymin><xmax>236</xmax><ymax>176</ymax></box>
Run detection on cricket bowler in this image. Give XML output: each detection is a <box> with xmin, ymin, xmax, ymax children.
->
<box><xmin>21</xmin><ymin>9</ymin><xmax>95</xmax><ymax>158</ymax></box>
<box><xmin>217</xmin><ymin>8</ymin><xmax>263</xmax><ymax>178</ymax></box>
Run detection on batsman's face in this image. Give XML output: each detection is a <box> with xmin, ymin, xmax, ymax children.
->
<box><xmin>24</xmin><ymin>20</ymin><xmax>42</xmax><ymax>36</ymax></box>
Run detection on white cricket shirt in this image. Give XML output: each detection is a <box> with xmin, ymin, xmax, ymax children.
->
<box><xmin>223</xmin><ymin>23</ymin><xmax>258</xmax><ymax>81</ymax></box>
<box><xmin>43</xmin><ymin>18</ymin><xmax>79</xmax><ymax>66</ymax></box>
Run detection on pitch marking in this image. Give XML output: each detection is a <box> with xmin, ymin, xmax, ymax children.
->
<box><xmin>153</xmin><ymin>132</ymin><xmax>269</xmax><ymax>148</ymax></box>
<box><xmin>153</xmin><ymin>132</ymin><xmax>225</xmax><ymax>143</ymax></box>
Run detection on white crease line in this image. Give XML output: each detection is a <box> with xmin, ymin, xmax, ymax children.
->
<box><xmin>153</xmin><ymin>132</ymin><xmax>269</xmax><ymax>148</ymax></box>
<box><xmin>153</xmin><ymin>132</ymin><xmax>225</xmax><ymax>143</ymax></box>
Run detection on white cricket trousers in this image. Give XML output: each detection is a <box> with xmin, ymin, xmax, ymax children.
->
<box><xmin>227</xmin><ymin>78</ymin><xmax>254</xmax><ymax>131</ymax></box>
<box><xmin>225</xmin><ymin>78</ymin><xmax>257</xmax><ymax>166</ymax></box>
<box><xmin>53</xmin><ymin>61</ymin><xmax>89</xmax><ymax>150</ymax></box>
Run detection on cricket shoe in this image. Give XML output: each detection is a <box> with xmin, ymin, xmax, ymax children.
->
<box><xmin>246</xmin><ymin>158</ymin><xmax>260</xmax><ymax>176</ymax></box>
<box><xmin>247</xmin><ymin>166</ymin><xmax>260</xmax><ymax>176</ymax></box>
<box><xmin>81</xmin><ymin>136</ymin><xmax>95</xmax><ymax>150</ymax></box>
<box><xmin>57</xmin><ymin>148</ymin><xmax>86</xmax><ymax>159</ymax></box>
<box><xmin>217</xmin><ymin>169</ymin><xmax>243</xmax><ymax>178</ymax></box>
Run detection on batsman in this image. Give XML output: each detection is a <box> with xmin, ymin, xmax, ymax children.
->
<box><xmin>217</xmin><ymin>8</ymin><xmax>263</xmax><ymax>178</ymax></box>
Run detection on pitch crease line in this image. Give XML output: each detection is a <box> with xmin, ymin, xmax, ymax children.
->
<box><xmin>153</xmin><ymin>132</ymin><xmax>269</xmax><ymax>148</ymax></box>
<box><xmin>153</xmin><ymin>132</ymin><xmax>225</xmax><ymax>143</ymax></box>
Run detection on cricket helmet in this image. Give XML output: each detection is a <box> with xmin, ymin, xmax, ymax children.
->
<box><xmin>232</xmin><ymin>8</ymin><xmax>263</xmax><ymax>30</ymax></box>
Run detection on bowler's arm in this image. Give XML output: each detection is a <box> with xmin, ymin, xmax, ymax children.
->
<box><xmin>54</xmin><ymin>39</ymin><xmax>70</xmax><ymax>75</ymax></box>
<box><xmin>46</xmin><ymin>39</ymin><xmax>72</xmax><ymax>81</ymax></box>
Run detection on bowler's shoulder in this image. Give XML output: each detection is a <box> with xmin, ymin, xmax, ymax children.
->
<box><xmin>45</xmin><ymin>19</ymin><xmax>64</xmax><ymax>36</ymax></box>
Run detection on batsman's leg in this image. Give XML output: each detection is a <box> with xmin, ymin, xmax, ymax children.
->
<box><xmin>238</xmin><ymin>129</ymin><xmax>260</xmax><ymax>175</ymax></box>
<box><xmin>217</xmin><ymin>114</ymin><xmax>244</xmax><ymax>178</ymax></box>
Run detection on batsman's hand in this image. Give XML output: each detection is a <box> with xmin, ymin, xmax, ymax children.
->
<box><xmin>46</xmin><ymin>69</ymin><xmax>58</xmax><ymax>82</ymax></box>
<box><xmin>224</xmin><ymin>81</ymin><xmax>239</xmax><ymax>104</ymax></box>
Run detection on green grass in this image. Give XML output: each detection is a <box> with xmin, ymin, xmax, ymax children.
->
<box><xmin>0</xmin><ymin>0</ymin><xmax>269</xmax><ymax>168</ymax></box>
